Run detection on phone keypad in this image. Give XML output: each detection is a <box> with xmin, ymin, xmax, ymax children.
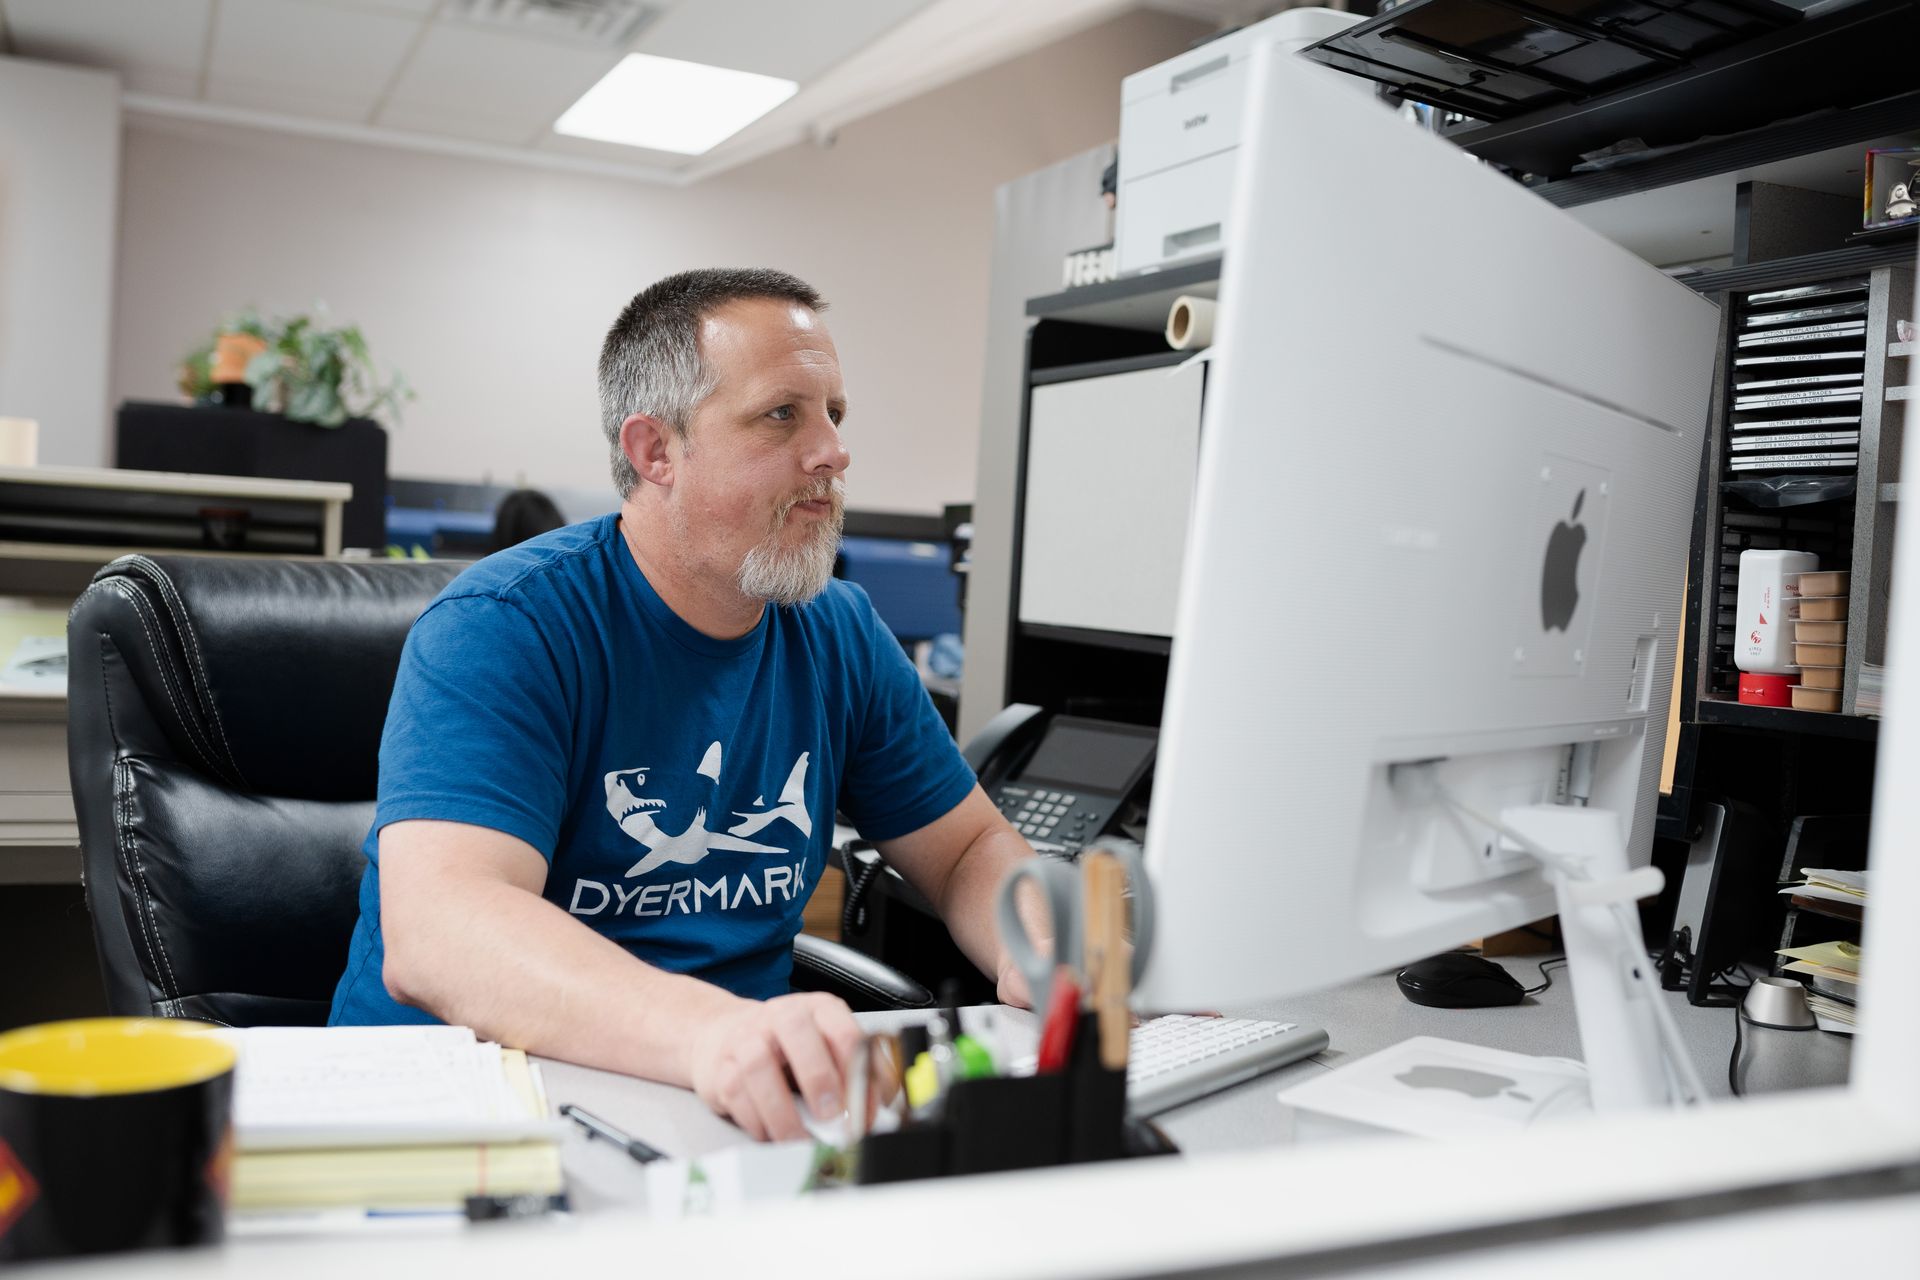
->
<box><xmin>991</xmin><ymin>785</ymin><xmax>1120</xmax><ymax>858</ymax></box>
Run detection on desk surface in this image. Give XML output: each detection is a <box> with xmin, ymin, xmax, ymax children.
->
<box><xmin>30</xmin><ymin>956</ymin><xmax>1887</xmax><ymax>1279</ymax></box>
<box><xmin>542</xmin><ymin>952</ymin><xmax>1852</xmax><ymax>1202</ymax></box>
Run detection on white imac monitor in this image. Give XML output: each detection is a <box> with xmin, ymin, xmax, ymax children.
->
<box><xmin>1135</xmin><ymin>44</ymin><xmax>1721</xmax><ymax>1086</ymax></box>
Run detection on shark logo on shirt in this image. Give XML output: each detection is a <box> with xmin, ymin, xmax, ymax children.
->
<box><xmin>604</xmin><ymin>742</ymin><xmax>814</xmax><ymax>878</ymax></box>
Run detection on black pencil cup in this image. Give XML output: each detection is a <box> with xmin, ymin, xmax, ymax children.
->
<box><xmin>855</xmin><ymin>1014</ymin><xmax>1169</xmax><ymax>1184</ymax></box>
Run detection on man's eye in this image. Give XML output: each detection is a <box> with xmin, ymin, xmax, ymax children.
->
<box><xmin>768</xmin><ymin>405</ymin><xmax>794</xmax><ymax>422</ymax></box>
<box><xmin>829</xmin><ymin>408</ymin><xmax>844</xmax><ymax>426</ymax></box>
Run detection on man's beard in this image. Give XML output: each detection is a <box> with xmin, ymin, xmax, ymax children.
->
<box><xmin>737</xmin><ymin>478</ymin><xmax>845</xmax><ymax>607</ymax></box>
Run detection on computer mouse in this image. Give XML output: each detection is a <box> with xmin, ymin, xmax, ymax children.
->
<box><xmin>1395</xmin><ymin>953</ymin><xmax>1527</xmax><ymax>1008</ymax></box>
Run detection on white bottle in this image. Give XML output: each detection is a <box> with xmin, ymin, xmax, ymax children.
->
<box><xmin>1735</xmin><ymin>549</ymin><xmax>1818</xmax><ymax>673</ymax></box>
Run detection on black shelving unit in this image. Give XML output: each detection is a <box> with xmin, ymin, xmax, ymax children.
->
<box><xmin>1301</xmin><ymin>0</ymin><xmax>1919</xmax><ymax>180</ymax></box>
<box><xmin>1695</xmin><ymin>699</ymin><xmax>1879</xmax><ymax>740</ymax></box>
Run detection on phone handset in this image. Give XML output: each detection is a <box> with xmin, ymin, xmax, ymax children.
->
<box><xmin>961</xmin><ymin>702</ymin><xmax>1048</xmax><ymax>785</ymax></box>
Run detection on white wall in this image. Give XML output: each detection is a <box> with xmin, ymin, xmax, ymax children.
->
<box><xmin>109</xmin><ymin>9</ymin><xmax>1204</xmax><ymax>515</ymax></box>
<box><xmin>0</xmin><ymin>57</ymin><xmax>120</xmax><ymax>468</ymax></box>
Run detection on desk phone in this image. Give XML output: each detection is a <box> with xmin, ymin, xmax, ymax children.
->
<box><xmin>966</xmin><ymin>706</ymin><xmax>1157</xmax><ymax>858</ymax></box>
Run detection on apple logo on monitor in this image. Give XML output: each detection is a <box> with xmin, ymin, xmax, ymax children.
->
<box><xmin>1541</xmin><ymin>490</ymin><xmax>1587</xmax><ymax>632</ymax></box>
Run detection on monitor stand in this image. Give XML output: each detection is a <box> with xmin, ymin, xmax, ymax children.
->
<box><xmin>1500</xmin><ymin>804</ymin><xmax>1701</xmax><ymax>1111</ymax></box>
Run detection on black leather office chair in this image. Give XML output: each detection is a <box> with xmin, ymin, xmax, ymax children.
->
<box><xmin>66</xmin><ymin>554</ymin><xmax>931</xmax><ymax>1027</ymax></box>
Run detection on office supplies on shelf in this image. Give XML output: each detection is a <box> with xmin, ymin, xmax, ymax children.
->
<box><xmin>1857</xmin><ymin>663</ymin><xmax>1886</xmax><ymax>715</ymax></box>
<box><xmin>1735</xmin><ymin>549</ymin><xmax>1817</xmax><ymax>674</ymax></box>
<box><xmin>1777</xmin><ymin>939</ymin><xmax>1861</xmax><ymax>977</ymax></box>
<box><xmin>1730</xmin><ymin>431</ymin><xmax>1862</xmax><ymax>451</ymax></box>
<box><xmin>1778</xmin><ymin>867</ymin><xmax>1869</xmax><ymax>906</ymax></box>
<box><xmin>560</xmin><ymin>1104</ymin><xmax>664</xmax><ymax>1164</ymax></box>
<box><xmin>1164</xmin><ymin>294</ymin><xmax>1215</xmax><ymax>351</ymax></box>
<box><xmin>1127</xmin><ymin>1016</ymin><xmax>1328</xmax><ymax>1118</ymax></box>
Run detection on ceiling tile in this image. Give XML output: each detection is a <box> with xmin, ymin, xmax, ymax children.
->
<box><xmin>203</xmin><ymin>73</ymin><xmax>383</xmax><ymax>122</ymax></box>
<box><xmin>373</xmin><ymin>101</ymin><xmax>537</xmax><ymax>147</ymax></box>
<box><xmin>637</xmin><ymin>0</ymin><xmax>934</xmax><ymax>83</ymax></box>
<box><xmin>378</xmin><ymin>23</ymin><xmax>622</xmax><ymax>141</ymax></box>
<box><xmin>121</xmin><ymin>66</ymin><xmax>202</xmax><ymax>97</ymax></box>
<box><xmin>3</xmin><ymin>0</ymin><xmax>211</xmax><ymax>77</ymax></box>
<box><xmin>294</xmin><ymin>0</ymin><xmax>443</xmax><ymax>15</ymax></box>
<box><xmin>210</xmin><ymin>0</ymin><xmax>422</xmax><ymax>100</ymax></box>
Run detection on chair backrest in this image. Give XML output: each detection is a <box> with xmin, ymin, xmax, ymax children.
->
<box><xmin>65</xmin><ymin>554</ymin><xmax>463</xmax><ymax>1026</ymax></box>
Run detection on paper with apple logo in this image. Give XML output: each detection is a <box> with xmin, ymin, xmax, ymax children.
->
<box><xmin>1276</xmin><ymin>1036</ymin><xmax>1591</xmax><ymax>1141</ymax></box>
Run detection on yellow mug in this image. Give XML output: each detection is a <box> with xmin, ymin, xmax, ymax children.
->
<box><xmin>0</xmin><ymin>1018</ymin><xmax>235</xmax><ymax>1261</ymax></box>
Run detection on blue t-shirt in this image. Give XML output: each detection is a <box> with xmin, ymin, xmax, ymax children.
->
<box><xmin>329</xmin><ymin>514</ymin><xmax>975</xmax><ymax>1024</ymax></box>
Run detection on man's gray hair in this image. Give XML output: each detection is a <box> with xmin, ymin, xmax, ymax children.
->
<box><xmin>598</xmin><ymin>267</ymin><xmax>827</xmax><ymax>499</ymax></box>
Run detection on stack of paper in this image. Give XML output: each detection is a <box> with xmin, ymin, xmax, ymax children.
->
<box><xmin>223</xmin><ymin>1026</ymin><xmax>564</xmax><ymax>1212</ymax></box>
<box><xmin>1775</xmin><ymin>940</ymin><xmax>1860</xmax><ymax>1034</ymax></box>
<box><xmin>1779</xmin><ymin>866</ymin><xmax>1868</xmax><ymax>910</ymax></box>
<box><xmin>0</xmin><ymin>609</ymin><xmax>68</xmax><ymax>696</ymax></box>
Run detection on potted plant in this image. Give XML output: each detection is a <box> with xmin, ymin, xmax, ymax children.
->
<box><xmin>177</xmin><ymin>306</ymin><xmax>410</xmax><ymax>427</ymax></box>
<box><xmin>177</xmin><ymin>310</ymin><xmax>271</xmax><ymax>408</ymax></box>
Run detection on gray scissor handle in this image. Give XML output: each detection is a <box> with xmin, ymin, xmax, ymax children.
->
<box><xmin>992</xmin><ymin>839</ymin><xmax>1155</xmax><ymax>1015</ymax></box>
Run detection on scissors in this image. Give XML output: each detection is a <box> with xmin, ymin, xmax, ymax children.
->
<box><xmin>993</xmin><ymin>839</ymin><xmax>1155</xmax><ymax>1018</ymax></box>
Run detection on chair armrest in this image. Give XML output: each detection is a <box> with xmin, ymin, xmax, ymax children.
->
<box><xmin>791</xmin><ymin>933</ymin><xmax>934</xmax><ymax>1011</ymax></box>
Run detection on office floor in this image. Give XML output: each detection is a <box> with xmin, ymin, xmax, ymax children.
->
<box><xmin>1</xmin><ymin>885</ymin><xmax>108</xmax><ymax>1031</ymax></box>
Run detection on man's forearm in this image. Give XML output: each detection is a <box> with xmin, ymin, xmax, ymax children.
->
<box><xmin>929</xmin><ymin>824</ymin><xmax>1040</xmax><ymax>984</ymax></box>
<box><xmin>383</xmin><ymin>877</ymin><xmax>739</xmax><ymax>1087</ymax></box>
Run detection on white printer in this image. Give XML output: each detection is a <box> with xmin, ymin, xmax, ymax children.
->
<box><xmin>1114</xmin><ymin>6</ymin><xmax>1363</xmax><ymax>276</ymax></box>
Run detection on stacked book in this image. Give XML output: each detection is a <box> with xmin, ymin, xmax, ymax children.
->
<box><xmin>1857</xmin><ymin>662</ymin><xmax>1886</xmax><ymax>717</ymax></box>
<box><xmin>1730</xmin><ymin>281</ymin><xmax>1868</xmax><ymax>473</ymax></box>
<box><xmin>223</xmin><ymin>1025</ymin><xmax>565</xmax><ymax>1215</ymax></box>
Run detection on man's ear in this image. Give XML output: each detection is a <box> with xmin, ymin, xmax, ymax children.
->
<box><xmin>620</xmin><ymin>412</ymin><xmax>679</xmax><ymax>488</ymax></box>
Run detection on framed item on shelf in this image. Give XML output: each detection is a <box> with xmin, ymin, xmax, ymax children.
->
<box><xmin>1862</xmin><ymin>147</ymin><xmax>1920</xmax><ymax>229</ymax></box>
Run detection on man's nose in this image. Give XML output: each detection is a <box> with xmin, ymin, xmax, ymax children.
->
<box><xmin>805</xmin><ymin>411</ymin><xmax>850</xmax><ymax>475</ymax></box>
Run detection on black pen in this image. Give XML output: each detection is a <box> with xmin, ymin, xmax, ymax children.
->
<box><xmin>560</xmin><ymin>1103</ymin><xmax>666</xmax><ymax>1163</ymax></box>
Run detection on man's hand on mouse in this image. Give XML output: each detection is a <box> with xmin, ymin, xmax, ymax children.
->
<box><xmin>686</xmin><ymin>992</ymin><xmax>863</xmax><ymax>1142</ymax></box>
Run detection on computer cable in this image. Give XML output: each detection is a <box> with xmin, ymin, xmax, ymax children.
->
<box><xmin>1718</xmin><ymin>965</ymin><xmax>1755</xmax><ymax>1098</ymax></box>
<box><xmin>840</xmin><ymin>843</ymin><xmax>884</xmax><ymax>938</ymax></box>
<box><xmin>1523</xmin><ymin>957</ymin><xmax>1569</xmax><ymax>997</ymax></box>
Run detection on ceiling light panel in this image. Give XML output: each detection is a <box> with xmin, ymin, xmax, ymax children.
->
<box><xmin>552</xmin><ymin>53</ymin><xmax>797</xmax><ymax>154</ymax></box>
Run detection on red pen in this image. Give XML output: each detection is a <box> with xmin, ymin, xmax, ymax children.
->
<box><xmin>1035</xmin><ymin>967</ymin><xmax>1082</xmax><ymax>1074</ymax></box>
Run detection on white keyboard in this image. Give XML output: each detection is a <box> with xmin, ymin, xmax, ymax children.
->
<box><xmin>1127</xmin><ymin>1015</ymin><xmax>1330</xmax><ymax>1117</ymax></box>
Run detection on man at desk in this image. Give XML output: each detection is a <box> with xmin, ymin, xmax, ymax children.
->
<box><xmin>330</xmin><ymin>268</ymin><xmax>1035</xmax><ymax>1141</ymax></box>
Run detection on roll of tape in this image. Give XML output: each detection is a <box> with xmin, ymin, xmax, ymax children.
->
<box><xmin>1165</xmin><ymin>295</ymin><xmax>1215</xmax><ymax>351</ymax></box>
